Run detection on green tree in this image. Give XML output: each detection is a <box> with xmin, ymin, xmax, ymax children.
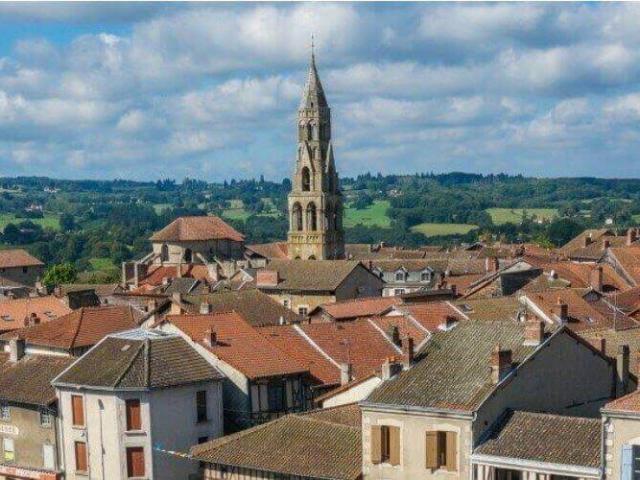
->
<box><xmin>60</xmin><ymin>213</ymin><xmax>75</xmax><ymax>232</ymax></box>
<box><xmin>42</xmin><ymin>263</ymin><xmax>77</xmax><ymax>287</ymax></box>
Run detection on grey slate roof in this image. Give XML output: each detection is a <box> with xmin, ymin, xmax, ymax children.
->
<box><xmin>366</xmin><ymin>322</ymin><xmax>536</xmax><ymax>411</ymax></box>
<box><xmin>54</xmin><ymin>330</ymin><xmax>222</xmax><ymax>390</ymax></box>
<box><xmin>475</xmin><ymin>410</ymin><xmax>601</xmax><ymax>468</ymax></box>
<box><xmin>300</xmin><ymin>51</ymin><xmax>328</xmax><ymax>110</ymax></box>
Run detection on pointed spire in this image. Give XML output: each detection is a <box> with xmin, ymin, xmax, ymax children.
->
<box><xmin>300</xmin><ymin>35</ymin><xmax>328</xmax><ymax>110</ymax></box>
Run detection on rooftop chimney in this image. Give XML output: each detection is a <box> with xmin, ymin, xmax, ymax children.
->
<box><xmin>590</xmin><ymin>266</ymin><xmax>603</xmax><ymax>292</ymax></box>
<box><xmin>598</xmin><ymin>338</ymin><xmax>607</xmax><ymax>356</ymax></box>
<box><xmin>485</xmin><ymin>257</ymin><xmax>499</xmax><ymax>273</ymax></box>
<box><xmin>203</xmin><ymin>329</ymin><xmax>217</xmax><ymax>348</ymax></box>
<box><xmin>200</xmin><ymin>302</ymin><xmax>213</xmax><ymax>315</ymax></box>
<box><xmin>490</xmin><ymin>344</ymin><xmax>512</xmax><ymax>384</ymax></box>
<box><xmin>523</xmin><ymin>319</ymin><xmax>545</xmax><ymax>346</ymax></box>
<box><xmin>9</xmin><ymin>337</ymin><xmax>25</xmax><ymax>363</ymax></box>
<box><xmin>616</xmin><ymin>344</ymin><xmax>630</xmax><ymax>397</ymax></box>
<box><xmin>602</xmin><ymin>239</ymin><xmax>611</xmax><ymax>251</ymax></box>
<box><xmin>556</xmin><ymin>297</ymin><xmax>569</xmax><ymax>322</ymax></box>
<box><xmin>583</xmin><ymin>235</ymin><xmax>592</xmax><ymax>248</ymax></box>
<box><xmin>340</xmin><ymin>363</ymin><xmax>353</xmax><ymax>385</ymax></box>
<box><xmin>628</xmin><ymin>229</ymin><xmax>637</xmax><ymax>246</ymax></box>
<box><xmin>401</xmin><ymin>337</ymin><xmax>414</xmax><ymax>370</ymax></box>
<box><xmin>256</xmin><ymin>270</ymin><xmax>279</xmax><ymax>288</ymax></box>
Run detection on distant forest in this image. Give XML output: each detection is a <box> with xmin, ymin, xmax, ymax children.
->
<box><xmin>1</xmin><ymin>172</ymin><xmax>638</xmax><ymax>283</ymax></box>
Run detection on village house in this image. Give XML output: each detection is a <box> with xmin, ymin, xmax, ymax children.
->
<box><xmin>158</xmin><ymin>312</ymin><xmax>311</xmax><ymax>430</ymax></box>
<box><xmin>361</xmin><ymin>320</ymin><xmax>615</xmax><ymax>480</ymax></box>
<box><xmin>255</xmin><ymin>259</ymin><xmax>383</xmax><ymax>315</ymax></box>
<box><xmin>0</xmin><ymin>338</ymin><xmax>73</xmax><ymax>480</ymax></box>
<box><xmin>191</xmin><ymin>404</ymin><xmax>362</xmax><ymax>480</ymax></box>
<box><xmin>601</xmin><ymin>389</ymin><xmax>640</xmax><ymax>480</ymax></box>
<box><xmin>369</xmin><ymin>259</ymin><xmax>448</xmax><ymax>297</ymax></box>
<box><xmin>53</xmin><ymin>329</ymin><xmax>223</xmax><ymax>480</ymax></box>
<box><xmin>0</xmin><ymin>250</ymin><xmax>45</xmax><ymax>288</ymax></box>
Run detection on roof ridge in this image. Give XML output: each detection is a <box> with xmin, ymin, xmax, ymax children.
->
<box><xmin>111</xmin><ymin>339</ymin><xmax>146</xmax><ymax>389</ymax></box>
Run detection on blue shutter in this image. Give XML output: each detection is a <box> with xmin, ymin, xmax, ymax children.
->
<box><xmin>622</xmin><ymin>445</ymin><xmax>633</xmax><ymax>480</ymax></box>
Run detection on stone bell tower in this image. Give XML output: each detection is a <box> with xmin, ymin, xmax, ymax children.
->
<box><xmin>287</xmin><ymin>47</ymin><xmax>344</xmax><ymax>260</ymax></box>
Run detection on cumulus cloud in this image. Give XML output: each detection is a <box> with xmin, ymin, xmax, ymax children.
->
<box><xmin>0</xmin><ymin>2</ymin><xmax>640</xmax><ymax>180</ymax></box>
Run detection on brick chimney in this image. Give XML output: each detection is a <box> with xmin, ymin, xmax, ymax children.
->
<box><xmin>590</xmin><ymin>266</ymin><xmax>603</xmax><ymax>291</ymax></box>
<box><xmin>203</xmin><ymin>329</ymin><xmax>217</xmax><ymax>348</ymax></box>
<box><xmin>602</xmin><ymin>239</ymin><xmax>611</xmax><ymax>251</ymax></box>
<box><xmin>616</xmin><ymin>344</ymin><xmax>630</xmax><ymax>397</ymax></box>
<box><xmin>523</xmin><ymin>319</ymin><xmax>545</xmax><ymax>346</ymax></box>
<box><xmin>256</xmin><ymin>270</ymin><xmax>279</xmax><ymax>288</ymax></box>
<box><xmin>490</xmin><ymin>344</ymin><xmax>512</xmax><ymax>384</ymax></box>
<box><xmin>628</xmin><ymin>229</ymin><xmax>637</xmax><ymax>246</ymax></box>
<box><xmin>598</xmin><ymin>338</ymin><xmax>607</xmax><ymax>355</ymax></box>
<box><xmin>9</xmin><ymin>337</ymin><xmax>25</xmax><ymax>363</ymax></box>
<box><xmin>485</xmin><ymin>257</ymin><xmax>499</xmax><ymax>273</ymax></box>
<box><xmin>340</xmin><ymin>363</ymin><xmax>353</xmax><ymax>385</ymax></box>
<box><xmin>401</xmin><ymin>337</ymin><xmax>414</xmax><ymax>370</ymax></box>
<box><xmin>556</xmin><ymin>297</ymin><xmax>569</xmax><ymax>322</ymax></box>
<box><xmin>200</xmin><ymin>302</ymin><xmax>213</xmax><ymax>315</ymax></box>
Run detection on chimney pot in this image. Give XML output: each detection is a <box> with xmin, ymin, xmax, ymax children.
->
<box><xmin>556</xmin><ymin>298</ymin><xmax>569</xmax><ymax>322</ymax></box>
<box><xmin>401</xmin><ymin>337</ymin><xmax>414</xmax><ymax>369</ymax></box>
<box><xmin>490</xmin><ymin>344</ymin><xmax>513</xmax><ymax>384</ymax></box>
<box><xmin>340</xmin><ymin>363</ymin><xmax>353</xmax><ymax>385</ymax></box>
<box><xmin>524</xmin><ymin>320</ymin><xmax>545</xmax><ymax>346</ymax></box>
<box><xmin>9</xmin><ymin>337</ymin><xmax>25</xmax><ymax>363</ymax></box>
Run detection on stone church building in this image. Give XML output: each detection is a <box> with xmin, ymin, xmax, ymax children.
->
<box><xmin>287</xmin><ymin>50</ymin><xmax>345</xmax><ymax>260</ymax></box>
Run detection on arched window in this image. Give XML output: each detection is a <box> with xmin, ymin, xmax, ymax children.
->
<box><xmin>184</xmin><ymin>248</ymin><xmax>193</xmax><ymax>263</ymax></box>
<box><xmin>308</xmin><ymin>255</ymin><xmax>316</xmax><ymax>260</ymax></box>
<box><xmin>301</xmin><ymin>167</ymin><xmax>311</xmax><ymax>191</ymax></box>
<box><xmin>306</xmin><ymin>123</ymin><xmax>313</xmax><ymax>140</ymax></box>
<box><xmin>161</xmin><ymin>244</ymin><xmax>169</xmax><ymax>262</ymax></box>
<box><xmin>292</xmin><ymin>203</ymin><xmax>303</xmax><ymax>231</ymax></box>
<box><xmin>307</xmin><ymin>202</ymin><xmax>317</xmax><ymax>231</ymax></box>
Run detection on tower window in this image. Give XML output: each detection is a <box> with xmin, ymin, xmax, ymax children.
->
<box><xmin>307</xmin><ymin>203</ymin><xmax>317</xmax><ymax>231</ymax></box>
<box><xmin>292</xmin><ymin>203</ymin><xmax>303</xmax><ymax>231</ymax></box>
<box><xmin>301</xmin><ymin>167</ymin><xmax>311</xmax><ymax>191</ymax></box>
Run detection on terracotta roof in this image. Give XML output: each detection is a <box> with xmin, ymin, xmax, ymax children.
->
<box><xmin>603</xmin><ymin>389</ymin><xmax>640</xmax><ymax>414</ymax></box>
<box><xmin>398</xmin><ymin>302</ymin><xmax>465</xmax><ymax>332</ymax></box>
<box><xmin>0</xmin><ymin>306</ymin><xmax>140</xmax><ymax>350</ymax></box>
<box><xmin>609</xmin><ymin>246</ymin><xmax>640</xmax><ymax>286</ymax></box>
<box><xmin>612</xmin><ymin>286</ymin><xmax>640</xmax><ymax>314</ymax></box>
<box><xmin>191</xmin><ymin>404</ymin><xmax>361</xmax><ymax>480</ymax></box>
<box><xmin>183</xmin><ymin>289</ymin><xmax>301</xmax><ymax>327</ymax></box>
<box><xmin>315</xmin><ymin>296</ymin><xmax>402</xmax><ymax>321</ymax></box>
<box><xmin>527</xmin><ymin>289</ymin><xmax>639</xmax><ymax>332</ymax></box>
<box><xmin>57</xmin><ymin>283</ymin><xmax>122</xmax><ymax>297</ymax></box>
<box><xmin>150</xmin><ymin>215</ymin><xmax>244</xmax><ymax>242</ymax></box>
<box><xmin>139</xmin><ymin>264</ymin><xmax>212</xmax><ymax>287</ymax></box>
<box><xmin>558</xmin><ymin>229</ymin><xmax>613</xmax><ymax>256</ymax></box>
<box><xmin>368</xmin><ymin>315</ymin><xmax>428</xmax><ymax>346</ymax></box>
<box><xmin>246</xmin><ymin>242</ymin><xmax>288</xmax><ymax>260</ymax></box>
<box><xmin>369</xmin><ymin>259</ymin><xmax>448</xmax><ymax>272</ymax></box>
<box><xmin>259</xmin><ymin>260</ymin><xmax>370</xmax><ymax>292</ymax></box>
<box><xmin>454</xmin><ymin>297</ymin><xmax>521</xmax><ymax>322</ymax></box>
<box><xmin>0</xmin><ymin>249</ymin><xmax>44</xmax><ymax>268</ymax></box>
<box><xmin>526</xmin><ymin>261</ymin><xmax>627</xmax><ymax>292</ymax></box>
<box><xmin>475</xmin><ymin>410</ymin><xmax>601</xmax><ymax>468</ymax></box>
<box><xmin>54</xmin><ymin>330</ymin><xmax>222</xmax><ymax>389</ymax></box>
<box><xmin>0</xmin><ymin>353</ymin><xmax>74</xmax><ymax>406</ymax></box>
<box><xmin>168</xmin><ymin>312</ymin><xmax>307</xmax><ymax>380</ymax></box>
<box><xmin>299</xmin><ymin>319</ymin><xmax>399</xmax><ymax>380</ymax></box>
<box><xmin>259</xmin><ymin>325</ymin><xmax>340</xmax><ymax>386</ymax></box>
<box><xmin>367</xmin><ymin>322</ymin><xmax>536</xmax><ymax>411</ymax></box>
<box><xmin>0</xmin><ymin>296</ymin><xmax>71</xmax><ymax>332</ymax></box>
<box><xmin>447</xmin><ymin>273</ymin><xmax>487</xmax><ymax>293</ymax></box>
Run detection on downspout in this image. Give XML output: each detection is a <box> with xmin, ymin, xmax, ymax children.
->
<box><xmin>600</xmin><ymin>416</ymin><xmax>608</xmax><ymax>480</ymax></box>
<box><xmin>470</xmin><ymin>411</ymin><xmax>477</xmax><ymax>480</ymax></box>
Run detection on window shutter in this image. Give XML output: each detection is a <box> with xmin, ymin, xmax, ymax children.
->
<box><xmin>71</xmin><ymin>395</ymin><xmax>84</xmax><ymax>427</ymax></box>
<box><xmin>389</xmin><ymin>426</ymin><xmax>401</xmax><ymax>466</ymax></box>
<box><xmin>126</xmin><ymin>399</ymin><xmax>141</xmax><ymax>431</ymax></box>
<box><xmin>445</xmin><ymin>431</ymin><xmax>458</xmax><ymax>471</ymax></box>
<box><xmin>74</xmin><ymin>441</ymin><xmax>87</xmax><ymax>472</ymax></box>
<box><xmin>371</xmin><ymin>426</ymin><xmax>382</xmax><ymax>464</ymax></box>
<box><xmin>425</xmin><ymin>431</ymin><xmax>438</xmax><ymax>469</ymax></box>
<box><xmin>127</xmin><ymin>447</ymin><xmax>145</xmax><ymax>477</ymax></box>
<box><xmin>621</xmin><ymin>445</ymin><xmax>633</xmax><ymax>480</ymax></box>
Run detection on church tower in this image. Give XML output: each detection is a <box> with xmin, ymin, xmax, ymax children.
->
<box><xmin>287</xmin><ymin>48</ymin><xmax>344</xmax><ymax>260</ymax></box>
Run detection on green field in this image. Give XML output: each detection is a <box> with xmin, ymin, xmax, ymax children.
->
<box><xmin>0</xmin><ymin>213</ymin><xmax>60</xmax><ymax>231</ymax></box>
<box><xmin>88</xmin><ymin>257</ymin><xmax>115</xmax><ymax>271</ymax></box>
<box><xmin>410</xmin><ymin>223</ymin><xmax>478</xmax><ymax>237</ymax></box>
<box><xmin>487</xmin><ymin>208</ymin><xmax>558</xmax><ymax>225</ymax></box>
<box><xmin>152</xmin><ymin>203</ymin><xmax>172</xmax><ymax>214</ymax></box>
<box><xmin>344</xmin><ymin>200</ymin><xmax>392</xmax><ymax>228</ymax></box>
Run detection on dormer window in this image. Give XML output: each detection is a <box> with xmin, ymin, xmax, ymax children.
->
<box><xmin>421</xmin><ymin>270</ymin><xmax>432</xmax><ymax>282</ymax></box>
<box><xmin>395</xmin><ymin>271</ymin><xmax>406</xmax><ymax>282</ymax></box>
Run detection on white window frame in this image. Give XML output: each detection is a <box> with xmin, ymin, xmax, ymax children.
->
<box><xmin>0</xmin><ymin>404</ymin><xmax>9</xmax><ymax>421</ymax></box>
<box><xmin>39</xmin><ymin>409</ymin><xmax>52</xmax><ymax>428</ymax></box>
<box><xmin>3</xmin><ymin>437</ymin><xmax>14</xmax><ymax>462</ymax></box>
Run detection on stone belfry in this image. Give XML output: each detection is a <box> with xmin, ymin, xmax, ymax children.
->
<box><xmin>287</xmin><ymin>45</ymin><xmax>344</xmax><ymax>260</ymax></box>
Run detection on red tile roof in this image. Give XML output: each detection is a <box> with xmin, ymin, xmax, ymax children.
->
<box><xmin>0</xmin><ymin>249</ymin><xmax>44</xmax><ymax>268</ymax></box>
<box><xmin>0</xmin><ymin>296</ymin><xmax>71</xmax><ymax>332</ymax></box>
<box><xmin>398</xmin><ymin>302</ymin><xmax>465</xmax><ymax>332</ymax></box>
<box><xmin>299</xmin><ymin>319</ymin><xmax>399</xmax><ymax>380</ymax></box>
<box><xmin>315</xmin><ymin>296</ymin><xmax>402</xmax><ymax>321</ymax></box>
<box><xmin>609</xmin><ymin>246</ymin><xmax>640</xmax><ymax>286</ymax></box>
<box><xmin>603</xmin><ymin>389</ymin><xmax>640</xmax><ymax>414</ymax></box>
<box><xmin>150</xmin><ymin>215</ymin><xmax>244</xmax><ymax>242</ymax></box>
<box><xmin>168</xmin><ymin>312</ymin><xmax>306</xmax><ymax>380</ymax></box>
<box><xmin>139</xmin><ymin>264</ymin><xmax>211</xmax><ymax>286</ymax></box>
<box><xmin>260</xmin><ymin>325</ymin><xmax>340</xmax><ymax>386</ymax></box>
<box><xmin>247</xmin><ymin>242</ymin><xmax>288</xmax><ymax>259</ymax></box>
<box><xmin>368</xmin><ymin>315</ymin><xmax>428</xmax><ymax>346</ymax></box>
<box><xmin>0</xmin><ymin>306</ymin><xmax>139</xmax><ymax>350</ymax></box>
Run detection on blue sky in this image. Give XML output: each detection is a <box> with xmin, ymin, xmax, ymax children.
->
<box><xmin>1</xmin><ymin>2</ymin><xmax>639</xmax><ymax>181</ymax></box>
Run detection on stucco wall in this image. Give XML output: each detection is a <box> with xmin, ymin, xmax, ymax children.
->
<box><xmin>151</xmin><ymin>239</ymin><xmax>244</xmax><ymax>264</ymax></box>
<box><xmin>603</xmin><ymin>414</ymin><xmax>640</xmax><ymax>480</ymax></box>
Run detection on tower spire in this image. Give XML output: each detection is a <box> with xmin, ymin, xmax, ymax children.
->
<box><xmin>300</xmin><ymin>35</ymin><xmax>327</xmax><ymax>110</ymax></box>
